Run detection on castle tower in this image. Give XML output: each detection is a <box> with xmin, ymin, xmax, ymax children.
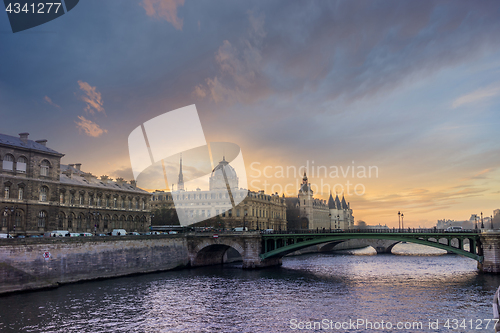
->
<box><xmin>298</xmin><ymin>172</ymin><xmax>314</xmax><ymax>229</ymax></box>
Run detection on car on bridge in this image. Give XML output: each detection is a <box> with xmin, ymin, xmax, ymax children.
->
<box><xmin>445</xmin><ymin>226</ymin><xmax>463</xmax><ymax>232</ymax></box>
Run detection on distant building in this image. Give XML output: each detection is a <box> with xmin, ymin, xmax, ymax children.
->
<box><xmin>437</xmin><ymin>214</ymin><xmax>491</xmax><ymax>230</ymax></box>
<box><xmin>151</xmin><ymin>157</ymin><xmax>287</xmax><ymax>231</ymax></box>
<box><xmin>0</xmin><ymin>132</ymin><xmax>151</xmax><ymax>236</ymax></box>
<box><xmin>285</xmin><ymin>172</ymin><xmax>354</xmax><ymax>230</ymax></box>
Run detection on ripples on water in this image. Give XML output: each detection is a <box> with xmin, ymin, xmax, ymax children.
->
<box><xmin>1</xmin><ymin>243</ymin><xmax>500</xmax><ymax>333</ymax></box>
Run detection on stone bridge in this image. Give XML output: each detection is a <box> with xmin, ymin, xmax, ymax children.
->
<box><xmin>185</xmin><ymin>230</ymin><xmax>500</xmax><ymax>273</ymax></box>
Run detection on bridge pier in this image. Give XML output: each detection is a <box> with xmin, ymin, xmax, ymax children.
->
<box><xmin>479</xmin><ymin>231</ymin><xmax>500</xmax><ymax>274</ymax></box>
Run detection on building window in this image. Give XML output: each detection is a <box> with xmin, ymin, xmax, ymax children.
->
<box><xmin>39</xmin><ymin>186</ymin><xmax>48</xmax><ymax>202</ymax></box>
<box><xmin>40</xmin><ymin>160</ymin><xmax>50</xmax><ymax>176</ymax></box>
<box><xmin>89</xmin><ymin>195</ymin><xmax>94</xmax><ymax>206</ymax></box>
<box><xmin>135</xmin><ymin>200</ymin><xmax>139</xmax><ymax>210</ymax></box>
<box><xmin>97</xmin><ymin>196</ymin><xmax>102</xmax><ymax>207</ymax></box>
<box><xmin>38</xmin><ymin>211</ymin><xmax>47</xmax><ymax>228</ymax></box>
<box><xmin>105</xmin><ymin>197</ymin><xmax>109</xmax><ymax>207</ymax></box>
<box><xmin>114</xmin><ymin>197</ymin><xmax>117</xmax><ymax>208</ymax></box>
<box><xmin>70</xmin><ymin>193</ymin><xmax>75</xmax><ymax>205</ymax></box>
<box><xmin>121</xmin><ymin>199</ymin><xmax>125</xmax><ymax>209</ymax></box>
<box><xmin>2</xmin><ymin>154</ymin><xmax>14</xmax><ymax>171</ymax></box>
<box><xmin>18</xmin><ymin>187</ymin><xmax>23</xmax><ymax>200</ymax></box>
<box><xmin>57</xmin><ymin>213</ymin><xmax>64</xmax><ymax>229</ymax></box>
<box><xmin>4</xmin><ymin>185</ymin><xmax>10</xmax><ymax>199</ymax></box>
<box><xmin>79</xmin><ymin>194</ymin><xmax>84</xmax><ymax>205</ymax></box>
<box><xmin>142</xmin><ymin>200</ymin><xmax>145</xmax><ymax>210</ymax></box>
<box><xmin>16</xmin><ymin>156</ymin><xmax>27</xmax><ymax>173</ymax></box>
<box><xmin>236</xmin><ymin>209</ymin><xmax>240</xmax><ymax>217</ymax></box>
<box><xmin>228</xmin><ymin>210</ymin><xmax>232</xmax><ymax>217</ymax></box>
<box><xmin>68</xmin><ymin>214</ymin><xmax>74</xmax><ymax>229</ymax></box>
<box><xmin>60</xmin><ymin>192</ymin><xmax>65</xmax><ymax>204</ymax></box>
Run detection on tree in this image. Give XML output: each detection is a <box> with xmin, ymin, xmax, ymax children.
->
<box><xmin>356</xmin><ymin>220</ymin><xmax>367</xmax><ymax>229</ymax></box>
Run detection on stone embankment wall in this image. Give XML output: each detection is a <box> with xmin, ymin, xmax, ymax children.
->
<box><xmin>0</xmin><ymin>235</ymin><xmax>189</xmax><ymax>294</ymax></box>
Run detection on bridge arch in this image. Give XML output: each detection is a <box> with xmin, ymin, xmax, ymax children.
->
<box><xmin>260</xmin><ymin>233</ymin><xmax>483</xmax><ymax>262</ymax></box>
<box><xmin>191</xmin><ymin>241</ymin><xmax>244</xmax><ymax>267</ymax></box>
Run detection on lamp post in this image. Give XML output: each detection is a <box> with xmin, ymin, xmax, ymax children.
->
<box><xmin>337</xmin><ymin>215</ymin><xmax>340</xmax><ymax>230</ymax></box>
<box><xmin>398</xmin><ymin>211</ymin><xmax>401</xmax><ymax>230</ymax></box>
<box><xmin>243</xmin><ymin>211</ymin><xmax>247</xmax><ymax>231</ymax></box>
<box><xmin>329</xmin><ymin>213</ymin><xmax>332</xmax><ymax>232</ymax></box>
<box><xmin>88</xmin><ymin>210</ymin><xmax>100</xmax><ymax>236</ymax></box>
<box><xmin>475</xmin><ymin>215</ymin><xmax>478</xmax><ymax>230</ymax></box>
<box><xmin>491</xmin><ymin>215</ymin><xmax>494</xmax><ymax>230</ymax></box>
<box><xmin>481</xmin><ymin>212</ymin><xmax>484</xmax><ymax>229</ymax></box>
<box><xmin>401</xmin><ymin>213</ymin><xmax>404</xmax><ymax>230</ymax></box>
<box><xmin>3</xmin><ymin>206</ymin><xmax>16</xmax><ymax>238</ymax></box>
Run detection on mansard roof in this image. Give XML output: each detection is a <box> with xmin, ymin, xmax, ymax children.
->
<box><xmin>0</xmin><ymin>133</ymin><xmax>63</xmax><ymax>156</ymax></box>
<box><xmin>60</xmin><ymin>164</ymin><xmax>149</xmax><ymax>194</ymax></box>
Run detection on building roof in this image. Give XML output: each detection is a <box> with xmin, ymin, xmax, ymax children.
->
<box><xmin>341</xmin><ymin>195</ymin><xmax>348</xmax><ymax>209</ymax></box>
<box><xmin>60</xmin><ymin>164</ymin><xmax>149</xmax><ymax>194</ymax></box>
<box><xmin>328</xmin><ymin>192</ymin><xmax>336</xmax><ymax>209</ymax></box>
<box><xmin>211</xmin><ymin>157</ymin><xmax>238</xmax><ymax>179</ymax></box>
<box><xmin>0</xmin><ymin>133</ymin><xmax>63</xmax><ymax>156</ymax></box>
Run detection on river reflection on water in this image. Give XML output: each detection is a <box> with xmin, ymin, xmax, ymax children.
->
<box><xmin>1</xmin><ymin>243</ymin><xmax>499</xmax><ymax>333</ymax></box>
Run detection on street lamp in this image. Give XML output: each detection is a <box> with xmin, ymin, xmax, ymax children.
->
<box><xmin>243</xmin><ymin>211</ymin><xmax>247</xmax><ymax>231</ymax></box>
<box><xmin>337</xmin><ymin>215</ymin><xmax>340</xmax><ymax>229</ymax></box>
<box><xmin>481</xmin><ymin>212</ymin><xmax>484</xmax><ymax>229</ymax></box>
<box><xmin>401</xmin><ymin>213</ymin><xmax>404</xmax><ymax>230</ymax></box>
<box><xmin>3</xmin><ymin>206</ymin><xmax>16</xmax><ymax>238</ymax></box>
<box><xmin>329</xmin><ymin>213</ymin><xmax>332</xmax><ymax>232</ymax></box>
<box><xmin>88</xmin><ymin>210</ymin><xmax>100</xmax><ymax>236</ymax></box>
<box><xmin>491</xmin><ymin>215</ymin><xmax>494</xmax><ymax>230</ymax></box>
<box><xmin>398</xmin><ymin>211</ymin><xmax>401</xmax><ymax>230</ymax></box>
<box><xmin>475</xmin><ymin>215</ymin><xmax>478</xmax><ymax>230</ymax></box>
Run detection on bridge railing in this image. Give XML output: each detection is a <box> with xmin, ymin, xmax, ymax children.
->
<box><xmin>262</xmin><ymin>228</ymin><xmax>481</xmax><ymax>235</ymax></box>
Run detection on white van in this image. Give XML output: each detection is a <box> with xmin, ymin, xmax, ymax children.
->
<box><xmin>445</xmin><ymin>226</ymin><xmax>463</xmax><ymax>232</ymax></box>
<box><xmin>233</xmin><ymin>227</ymin><xmax>248</xmax><ymax>232</ymax></box>
<box><xmin>112</xmin><ymin>229</ymin><xmax>127</xmax><ymax>236</ymax></box>
<box><xmin>45</xmin><ymin>230</ymin><xmax>70</xmax><ymax>237</ymax></box>
<box><xmin>0</xmin><ymin>233</ymin><xmax>14</xmax><ymax>238</ymax></box>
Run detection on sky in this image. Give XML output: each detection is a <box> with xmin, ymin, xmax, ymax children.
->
<box><xmin>1</xmin><ymin>0</ymin><xmax>500</xmax><ymax>227</ymax></box>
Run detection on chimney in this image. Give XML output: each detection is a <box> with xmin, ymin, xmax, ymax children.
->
<box><xmin>100</xmin><ymin>175</ymin><xmax>109</xmax><ymax>181</ymax></box>
<box><xmin>68</xmin><ymin>164</ymin><xmax>74</xmax><ymax>168</ymax></box>
<box><xmin>35</xmin><ymin>139</ymin><xmax>47</xmax><ymax>146</ymax></box>
<box><xmin>130</xmin><ymin>180</ymin><xmax>136</xmax><ymax>187</ymax></box>
<box><xmin>75</xmin><ymin>163</ymin><xmax>81</xmax><ymax>171</ymax></box>
<box><xmin>63</xmin><ymin>168</ymin><xmax>73</xmax><ymax>179</ymax></box>
<box><xmin>83</xmin><ymin>172</ymin><xmax>93</xmax><ymax>182</ymax></box>
<box><xmin>116</xmin><ymin>177</ymin><xmax>125</xmax><ymax>185</ymax></box>
<box><xmin>19</xmin><ymin>133</ymin><xmax>29</xmax><ymax>144</ymax></box>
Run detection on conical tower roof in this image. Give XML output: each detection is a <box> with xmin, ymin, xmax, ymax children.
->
<box><xmin>328</xmin><ymin>192</ymin><xmax>336</xmax><ymax>209</ymax></box>
<box><xmin>341</xmin><ymin>195</ymin><xmax>348</xmax><ymax>209</ymax></box>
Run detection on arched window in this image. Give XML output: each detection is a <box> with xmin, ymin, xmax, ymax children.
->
<box><xmin>4</xmin><ymin>184</ymin><xmax>10</xmax><ymax>199</ymax></box>
<box><xmin>14</xmin><ymin>210</ymin><xmax>24</xmax><ymax>230</ymax></box>
<box><xmin>57</xmin><ymin>212</ymin><xmax>65</xmax><ymax>229</ymax></box>
<box><xmin>77</xmin><ymin>213</ymin><xmax>85</xmax><ymax>230</ymax></box>
<box><xmin>103</xmin><ymin>215</ymin><xmax>109</xmax><ymax>229</ymax></box>
<box><xmin>40</xmin><ymin>160</ymin><xmax>50</xmax><ymax>176</ymax></box>
<box><xmin>38</xmin><ymin>211</ymin><xmax>47</xmax><ymax>228</ymax></box>
<box><xmin>39</xmin><ymin>186</ymin><xmax>48</xmax><ymax>202</ymax></box>
<box><xmin>68</xmin><ymin>213</ymin><xmax>75</xmax><ymax>229</ymax></box>
<box><xmin>2</xmin><ymin>154</ymin><xmax>14</xmax><ymax>171</ymax></box>
<box><xmin>16</xmin><ymin>156</ymin><xmax>27</xmax><ymax>173</ymax></box>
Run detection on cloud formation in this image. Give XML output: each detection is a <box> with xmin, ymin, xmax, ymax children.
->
<box><xmin>452</xmin><ymin>82</ymin><xmax>500</xmax><ymax>108</ymax></box>
<box><xmin>75</xmin><ymin>116</ymin><xmax>107</xmax><ymax>137</ymax></box>
<box><xmin>195</xmin><ymin>12</ymin><xmax>268</xmax><ymax>104</ymax></box>
<box><xmin>140</xmin><ymin>0</ymin><xmax>185</xmax><ymax>30</ymax></box>
<box><xmin>77</xmin><ymin>80</ymin><xmax>105</xmax><ymax>115</ymax></box>
<box><xmin>44</xmin><ymin>96</ymin><xmax>60</xmax><ymax>108</ymax></box>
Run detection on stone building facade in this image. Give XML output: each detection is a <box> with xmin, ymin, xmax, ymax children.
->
<box><xmin>0</xmin><ymin>132</ymin><xmax>151</xmax><ymax>236</ymax></box>
<box><xmin>151</xmin><ymin>157</ymin><xmax>287</xmax><ymax>231</ymax></box>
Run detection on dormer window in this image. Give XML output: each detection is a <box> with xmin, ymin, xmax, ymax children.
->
<box><xmin>3</xmin><ymin>154</ymin><xmax>14</xmax><ymax>171</ymax></box>
<box><xmin>40</xmin><ymin>160</ymin><xmax>50</xmax><ymax>176</ymax></box>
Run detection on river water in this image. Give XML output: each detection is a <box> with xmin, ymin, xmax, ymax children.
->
<box><xmin>1</xmin><ymin>243</ymin><xmax>499</xmax><ymax>333</ymax></box>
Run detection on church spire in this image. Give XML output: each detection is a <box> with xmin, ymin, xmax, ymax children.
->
<box><xmin>178</xmin><ymin>154</ymin><xmax>184</xmax><ymax>191</ymax></box>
